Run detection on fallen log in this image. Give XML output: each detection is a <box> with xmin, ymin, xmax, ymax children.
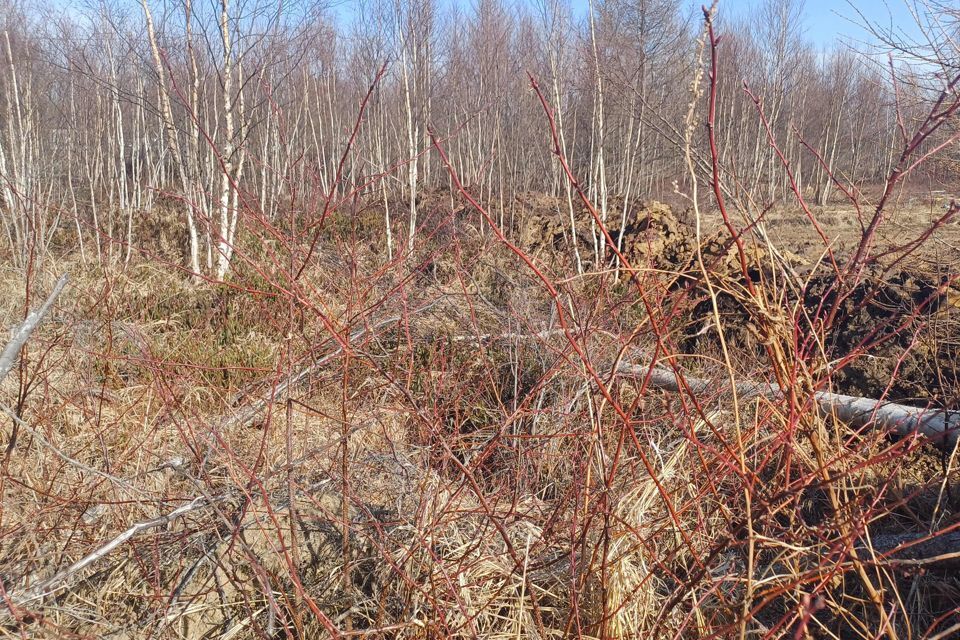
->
<box><xmin>617</xmin><ymin>363</ymin><xmax>960</xmax><ymax>450</ymax></box>
<box><xmin>864</xmin><ymin>530</ymin><xmax>960</xmax><ymax>569</ymax></box>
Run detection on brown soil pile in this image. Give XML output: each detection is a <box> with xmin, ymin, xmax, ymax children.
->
<box><xmin>518</xmin><ymin>197</ymin><xmax>772</xmax><ymax>281</ymax></box>
<box><xmin>610</xmin><ymin>200</ymin><xmax>694</xmax><ymax>271</ymax></box>
<box><xmin>518</xmin><ymin>196</ymin><xmax>960</xmax><ymax>408</ymax></box>
<box><xmin>804</xmin><ymin>272</ymin><xmax>960</xmax><ymax>407</ymax></box>
<box><xmin>682</xmin><ymin>270</ymin><xmax>960</xmax><ymax>408</ymax></box>
<box><xmin>517</xmin><ymin>196</ymin><xmax>689</xmax><ymax>265</ymax></box>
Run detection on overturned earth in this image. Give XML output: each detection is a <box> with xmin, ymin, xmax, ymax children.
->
<box><xmin>518</xmin><ymin>197</ymin><xmax>960</xmax><ymax>409</ymax></box>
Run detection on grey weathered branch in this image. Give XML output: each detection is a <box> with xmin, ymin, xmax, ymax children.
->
<box><xmin>0</xmin><ymin>406</ymin><xmax>146</xmax><ymax>497</ymax></box>
<box><xmin>216</xmin><ymin>311</ymin><xmax>406</xmax><ymax>433</ymax></box>
<box><xmin>0</xmin><ymin>274</ymin><xmax>68</xmax><ymax>383</ymax></box>
<box><xmin>8</xmin><ymin>495</ymin><xmax>216</xmax><ymax>610</ymax></box>
<box><xmin>618</xmin><ymin>363</ymin><xmax>960</xmax><ymax>450</ymax></box>
<box><xmin>864</xmin><ymin>530</ymin><xmax>960</xmax><ymax>569</ymax></box>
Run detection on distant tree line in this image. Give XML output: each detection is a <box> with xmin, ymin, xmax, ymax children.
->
<box><xmin>0</xmin><ymin>0</ymin><xmax>956</xmax><ymax>275</ymax></box>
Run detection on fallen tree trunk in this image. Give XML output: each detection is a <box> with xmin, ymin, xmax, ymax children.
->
<box><xmin>863</xmin><ymin>530</ymin><xmax>960</xmax><ymax>569</ymax></box>
<box><xmin>617</xmin><ymin>363</ymin><xmax>960</xmax><ymax>450</ymax></box>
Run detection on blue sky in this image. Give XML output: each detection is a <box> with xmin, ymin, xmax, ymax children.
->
<box><xmin>257</xmin><ymin>0</ymin><xmax>929</xmax><ymax>52</ymax></box>
<box><xmin>63</xmin><ymin>0</ymin><xmax>923</xmax><ymax>54</ymax></box>
<box><xmin>714</xmin><ymin>0</ymin><xmax>925</xmax><ymax>49</ymax></box>
<box><xmin>557</xmin><ymin>0</ymin><xmax>926</xmax><ymax>50</ymax></box>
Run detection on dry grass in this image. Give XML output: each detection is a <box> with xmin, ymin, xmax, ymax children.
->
<box><xmin>1</xmin><ymin>192</ymin><xmax>959</xmax><ymax>640</ymax></box>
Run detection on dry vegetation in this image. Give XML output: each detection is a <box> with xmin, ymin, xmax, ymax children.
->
<box><xmin>2</xmin><ymin>0</ymin><xmax>960</xmax><ymax>638</ymax></box>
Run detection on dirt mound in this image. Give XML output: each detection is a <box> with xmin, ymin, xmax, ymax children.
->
<box><xmin>517</xmin><ymin>197</ymin><xmax>688</xmax><ymax>263</ymax></box>
<box><xmin>518</xmin><ymin>207</ymin><xmax>571</xmax><ymax>256</ymax></box>
<box><xmin>683</xmin><ymin>270</ymin><xmax>960</xmax><ymax>407</ymax></box>
<box><xmin>609</xmin><ymin>200</ymin><xmax>693</xmax><ymax>271</ymax></box>
<box><xmin>518</xmin><ymin>199</ymin><xmax>960</xmax><ymax>406</ymax></box>
<box><xmin>806</xmin><ymin>272</ymin><xmax>960</xmax><ymax>406</ymax></box>
<box><xmin>519</xmin><ymin>199</ymin><xmax>782</xmax><ymax>288</ymax></box>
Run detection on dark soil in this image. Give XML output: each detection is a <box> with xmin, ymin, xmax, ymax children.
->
<box><xmin>515</xmin><ymin>194</ymin><xmax>960</xmax><ymax>408</ymax></box>
<box><xmin>679</xmin><ymin>268</ymin><xmax>960</xmax><ymax>408</ymax></box>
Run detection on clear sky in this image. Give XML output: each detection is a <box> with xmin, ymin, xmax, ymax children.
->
<box><xmin>563</xmin><ymin>0</ymin><xmax>928</xmax><ymax>51</ymax></box>
<box><xmin>147</xmin><ymin>0</ymin><xmax>931</xmax><ymax>53</ymax></box>
<box><xmin>716</xmin><ymin>0</ymin><xmax>925</xmax><ymax>49</ymax></box>
<box><xmin>73</xmin><ymin>0</ymin><xmax>927</xmax><ymax>56</ymax></box>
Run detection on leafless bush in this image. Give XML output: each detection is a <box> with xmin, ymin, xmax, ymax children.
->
<box><xmin>0</xmin><ymin>1</ymin><xmax>959</xmax><ymax>639</ymax></box>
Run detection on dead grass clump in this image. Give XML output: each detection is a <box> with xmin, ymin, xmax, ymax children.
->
<box><xmin>603</xmin><ymin>418</ymin><xmax>721</xmax><ymax>638</ymax></box>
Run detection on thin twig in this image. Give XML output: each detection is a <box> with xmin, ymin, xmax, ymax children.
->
<box><xmin>8</xmin><ymin>495</ymin><xmax>218</xmax><ymax>610</ymax></box>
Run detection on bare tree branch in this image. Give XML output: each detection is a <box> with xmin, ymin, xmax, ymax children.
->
<box><xmin>0</xmin><ymin>274</ymin><xmax>68</xmax><ymax>383</ymax></box>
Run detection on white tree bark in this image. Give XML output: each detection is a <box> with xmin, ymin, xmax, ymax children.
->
<box><xmin>0</xmin><ymin>275</ymin><xmax>69</xmax><ymax>383</ymax></box>
<box><xmin>216</xmin><ymin>0</ymin><xmax>237</xmax><ymax>280</ymax></box>
<box><xmin>618</xmin><ymin>363</ymin><xmax>960</xmax><ymax>450</ymax></box>
<box><xmin>140</xmin><ymin>0</ymin><xmax>201</xmax><ymax>276</ymax></box>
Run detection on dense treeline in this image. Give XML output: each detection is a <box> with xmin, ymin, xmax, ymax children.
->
<box><xmin>0</xmin><ymin>0</ymin><xmax>956</xmax><ymax>274</ymax></box>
